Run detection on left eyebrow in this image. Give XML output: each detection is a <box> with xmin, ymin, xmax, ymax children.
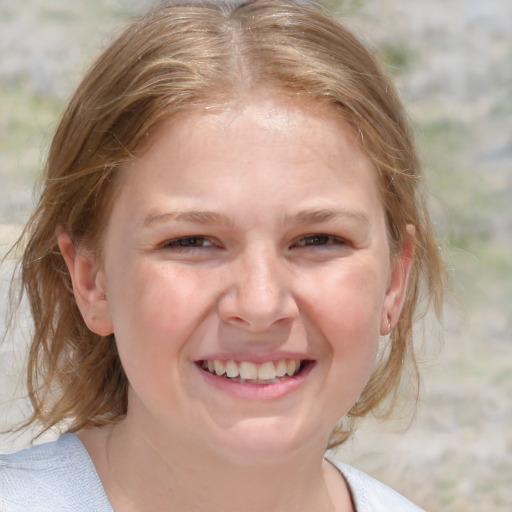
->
<box><xmin>142</xmin><ymin>209</ymin><xmax>234</xmax><ymax>229</ymax></box>
<box><xmin>287</xmin><ymin>208</ymin><xmax>371</xmax><ymax>227</ymax></box>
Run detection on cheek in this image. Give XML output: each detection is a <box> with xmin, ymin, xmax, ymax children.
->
<box><xmin>301</xmin><ymin>261</ymin><xmax>386</xmax><ymax>368</ymax></box>
<box><xmin>105</xmin><ymin>261</ymin><xmax>221</xmax><ymax>366</ymax></box>
<box><xmin>305</xmin><ymin>260</ymin><xmax>386</xmax><ymax>329</ymax></box>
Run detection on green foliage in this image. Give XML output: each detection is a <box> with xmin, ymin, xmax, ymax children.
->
<box><xmin>379</xmin><ymin>40</ymin><xmax>418</xmax><ymax>76</ymax></box>
<box><xmin>419</xmin><ymin>118</ymin><xmax>482</xmax><ymax>248</ymax></box>
<box><xmin>321</xmin><ymin>0</ymin><xmax>365</xmax><ymax>15</ymax></box>
<box><xmin>0</xmin><ymin>83</ymin><xmax>64</xmax><ymax>185</ymax></box>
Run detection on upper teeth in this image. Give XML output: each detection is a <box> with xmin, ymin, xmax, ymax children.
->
<box><xmin>202</xmin><ymin>359</ymin><xmax>302</xmax><ymax>380</ymax></box>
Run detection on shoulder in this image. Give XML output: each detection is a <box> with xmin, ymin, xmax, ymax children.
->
<box><xmin>328</xmin><ymin>459</ymin><xmax>425</xmax><ymax>512</ymax></box>
<box><xmin>0</xmin><ymin>433</ymin><xmax>112</xmax><ymax>512</ymax></box>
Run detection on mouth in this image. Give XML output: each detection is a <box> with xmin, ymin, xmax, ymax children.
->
<box><xmin>196</xmin><ymin>358</ymin><xmax>310</xmax><ymax>385</ymax></box>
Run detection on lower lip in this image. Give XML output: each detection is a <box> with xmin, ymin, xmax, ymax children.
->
<box><xmin>195</xmin><ymin>362</ymin><xmax>315</xmax><ymax>400</ymax></box>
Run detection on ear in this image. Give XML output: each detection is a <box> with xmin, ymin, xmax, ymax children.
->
<box><xmin>58</xmin><ymin>232</ymin><xmax>114</xmax><ymax>336</ymax></box>
<box><xmin>380</xmin><ymin>225</ymin><xmax>415</xmax><ymax>335</ymax></box>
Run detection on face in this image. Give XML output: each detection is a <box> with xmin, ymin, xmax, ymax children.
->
<box><xmin>65</xmin><ymin>94</ymin><xmax>411</xmax><ymax>464</ymax></box>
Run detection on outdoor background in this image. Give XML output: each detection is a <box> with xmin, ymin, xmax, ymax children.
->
<box><xmin>1</xmin><ymin>1</ymin><xmax>511</xmax><ymax>511</ymax></box>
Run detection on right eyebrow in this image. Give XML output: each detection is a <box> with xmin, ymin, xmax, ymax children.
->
<box><xmin>142</xmin><ymin>209</ymin><xmax>234</xmax><ymax>229</ymax></box>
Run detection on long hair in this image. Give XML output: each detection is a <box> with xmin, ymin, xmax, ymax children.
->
<box><xmin>10</xmin><ymin>0</ymin><xmax>445</xmax><ymax>446</ymax></box>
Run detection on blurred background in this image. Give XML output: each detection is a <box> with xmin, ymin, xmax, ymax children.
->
<box><xmin>1</xmin><ymin>0</ymin><xmax>511</xmax><ymax>510</ymax></box>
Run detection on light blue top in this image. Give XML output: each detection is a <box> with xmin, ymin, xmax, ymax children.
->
<box><xmin>0</xmin><ymin>433</ymin><xmax>424</xmax><ymax>511</ymax></box>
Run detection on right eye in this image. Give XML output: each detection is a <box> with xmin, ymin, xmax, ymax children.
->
<box><xmin>161</xmin><ymin>236</ymin><xmax>215</xmax><ymax>250</ymax></box>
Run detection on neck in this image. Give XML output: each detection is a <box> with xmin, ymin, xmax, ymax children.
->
<box><xmin>79</xmin><ymin>417</ymin><xmax>350</xmax><ymax>512</ymax></box>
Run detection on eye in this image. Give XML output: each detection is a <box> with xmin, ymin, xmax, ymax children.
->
<box><xmin>162</xmin><ymin>236</ymin><xmax>215</xmax><ymax>250</ymax></box>
<box><xmin>293</xmin><ymin>234</ymin><xmax>346</xmax><ymax>248</ymax></box>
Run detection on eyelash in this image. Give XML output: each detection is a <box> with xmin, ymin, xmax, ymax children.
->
<box><xmin>161</xmin><ymin>234</ymin><xmax>346</xmax><ymax>251</ymax></box>
<box><xmin>162</xmin><ymin>236</ymin><xmax>216</xmax><ymax>249</ymax></box>
<box><xmin>293</xmin><ymin>234</ymin><xmax>346</xmax><ymax>248</ymax></box>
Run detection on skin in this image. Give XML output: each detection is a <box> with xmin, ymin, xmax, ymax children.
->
<box><xmin>59</xmin><ymin>93</ymin><xmax>413</xmax><ymax>512</ymax></box>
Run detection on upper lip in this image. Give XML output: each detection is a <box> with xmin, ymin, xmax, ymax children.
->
<box><xmin>193</xmin><ymin>352</ymin><xmax>314</xmax><ymax>364</ymax></box>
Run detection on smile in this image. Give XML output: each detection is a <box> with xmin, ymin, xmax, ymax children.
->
<box><xmin>198</xmin><ymin>359</ymin><xmax>306</xmax><ymax>384</ymax></box>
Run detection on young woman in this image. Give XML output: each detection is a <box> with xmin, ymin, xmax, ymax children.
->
<box><xmin>1</xmin><ymin>1</ymin><xmax>444</xmax><ymax>510</ymax></box>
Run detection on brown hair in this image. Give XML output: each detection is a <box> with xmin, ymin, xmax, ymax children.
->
<box><xmin>9</xmin><ymin>0</ymin><xmax>444</xmax><ymax>447</ymax></box>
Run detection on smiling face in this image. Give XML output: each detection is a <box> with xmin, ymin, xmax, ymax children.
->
<box><xmin>62</xmin><ymin>94</ymin><xmax>412</xmax><ymax>464</ymax></box>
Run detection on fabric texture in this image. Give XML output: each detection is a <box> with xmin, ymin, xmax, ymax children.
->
<box><xmin>0</xmin><ymin>434</ymin><xmax>112</xmax><ymax>512</ymax></box>
<box><xmin>328</xmin><ymin>460</ymin><xmax>424</xmax><ymax>512</ymax></box>
<box><xmin>1</xmin><ymin>433</ymin><xmax>423</xmax><ymax>511</ymax></box>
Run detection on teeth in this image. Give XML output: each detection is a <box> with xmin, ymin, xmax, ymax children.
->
<box><xmin>214</xmin><ymin>360</ymin><xmax>226</xmax><ymax>376</ymax></box>
<box><xmin>275</xmin><ymin>360</ymin><xmax>287</xmax><ymax>377</ymax></box>
<box><xmin>239</xmin><ymin>361</ymin><xmax>258</xmax><ymax>380</ymax></box>
<box><xmin>258</xmin><ymin>361</ymin><xmax>277</xmax><ymax>380</ymax></box>
<box><xmin>286</xmin><ymin>359</ymin><xmax>297</xmax><ymax>376</ymax></box>
<box><xmin>202</xmin><ymin>359</ymin><xmax>303</xmax><ymax>382</ymax></box>
<box><xmin>225</xmin><ymin>360</ymin><xmax>239</xmax><ymax>378</ymax></box>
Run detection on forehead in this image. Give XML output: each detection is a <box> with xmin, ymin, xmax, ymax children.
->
<box><xmin>111</xmin><ymin>93</ymin><xmax>383</xmax><ymax>225</ymax></box>
<box><xmin>133</xmin><ymin>93</ymin><xmax>373</xmax><ymax>177</ymax></box>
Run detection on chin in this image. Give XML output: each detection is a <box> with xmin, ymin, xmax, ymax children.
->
<box><xmin>206</xmin><ymin>418</ymin><xmax>323</xmax><ymax>466</ymax></box>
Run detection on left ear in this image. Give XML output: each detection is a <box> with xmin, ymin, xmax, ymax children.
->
<box><xmin>380</xmin><ymin>224</ymin><xmax>415</xmax><ymax>335</ymax></box>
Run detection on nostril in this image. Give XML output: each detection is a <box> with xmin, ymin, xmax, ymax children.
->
<box><xmin>217</xmin><ymin>260</ymin><xmax>298</xmax><ymax>331</ymax></box>
<box><xmin>218</xmin><ymin>292</ymin><xmax>299</xmax><ymax>332</ymax></box>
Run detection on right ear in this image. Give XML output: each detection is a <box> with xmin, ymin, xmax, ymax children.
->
<box><xmin>57</xmin><ymin>232</ymin><xmax>114</xmax><ymax>336</ymax></box>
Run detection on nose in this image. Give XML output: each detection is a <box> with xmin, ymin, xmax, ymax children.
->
<box><xmin>218</xmin><ymin>248</ymin><xmax>298</xmax><ymax>332</ymax></box>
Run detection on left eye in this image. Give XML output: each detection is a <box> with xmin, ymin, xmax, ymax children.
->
<box><xmin>293</xmin><ymin>234</ymin><xmax>345</xmax><ymax>247</ymax></box>
<box><xmin>162</xmin><ymin>236</ymin><xmax>215</xmax><ymax>249</ymax></box>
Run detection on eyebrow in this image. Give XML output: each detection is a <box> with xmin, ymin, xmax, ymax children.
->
<box><xmin>142</xmin><ymin>210</ymin><xmax>234</xmax><ymax>228</ymax></box>
<box><xmin>143</xmin><ymin>207</ymin><xmax>370</xmax><ymax>229</ymax></box>
<box><xmin>287</xmin><ymin>208</ymin><xmax>371</xmax><ymax>226</ymax></box>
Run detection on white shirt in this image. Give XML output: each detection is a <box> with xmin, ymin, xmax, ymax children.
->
<box><xmin>1</xmin><ymin>433</ymin><xmax>424</xmax><ymax>511</ymax></box>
